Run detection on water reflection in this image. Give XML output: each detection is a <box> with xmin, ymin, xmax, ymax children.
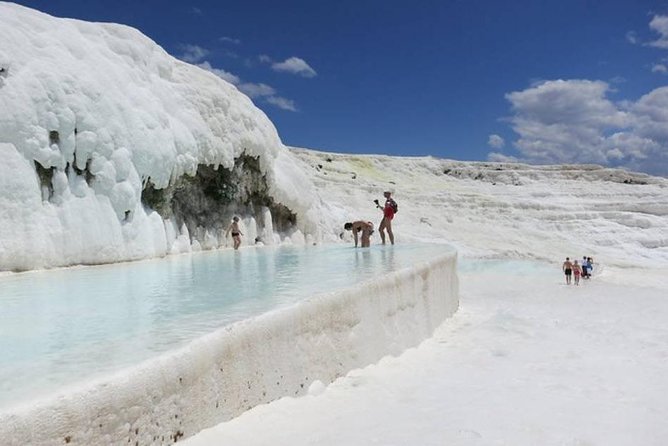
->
<box><xmin>353</xmin><ymin>248</ymin><xmax>372</xmax><ymax>270</ymax></box>
<box><xmin>380</xmin><ymin>245</ymin><xmax>396</xmax><ymax>272</ymax></box>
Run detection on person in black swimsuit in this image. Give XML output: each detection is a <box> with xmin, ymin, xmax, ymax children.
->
<box><xmin>225</xmin><ymin>216</ymin><xmax>244</xmax><ymax>250</ymax></box>
<box><xmin>562</xmin><ymin>257</ymin><xmax>573</xmax><ymax>285</ymax></box>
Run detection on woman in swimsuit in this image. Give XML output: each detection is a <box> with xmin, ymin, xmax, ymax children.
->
<box><xmin>572</xmin><ymin>260</ymin><xmax>582</xmax><ymax>285</ymax></box>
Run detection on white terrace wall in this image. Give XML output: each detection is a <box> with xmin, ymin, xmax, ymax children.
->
<box><xmin>0</xmin><ymin>249</ymin><xmax>459</xmax><ymax>446</ymax></box>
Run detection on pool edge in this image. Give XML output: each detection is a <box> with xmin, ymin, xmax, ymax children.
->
<box><xmin>0</xmin><ymin>248</ymin><xmax>459</xmax><ymax>446</ymax></box>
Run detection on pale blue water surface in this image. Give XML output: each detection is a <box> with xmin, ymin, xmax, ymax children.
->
<box><xmin>0</xmin><ymin>243</ymin><xmax>450</xmax><ymax>409</ymax></box>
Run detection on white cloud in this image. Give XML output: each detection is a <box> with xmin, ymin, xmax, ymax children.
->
<box><xmin>238</xmin><ymin>83</ymin><xmax>275</xmax><ymax>98</ymax></box>
<box><xmin>197</xmin><ymin>61</ymin><xmax>240</xmax><ymax>85</ymax></box>
<box><xmin>488</xmin><ymin>134</ymin><xmax>505</xmax><ymax>149</ymax></box>
<box><xmin>626</xmin><ymin>31</ymin><xmax>639</xmax><ymax>45</ymax></box>
<box><xmin>266</xmin><ymin>96</ymin><xmax>298</xmax><ymax>112</ymax></box>
<box><xmin>258</xmin><ymin>55</ymin><xmax>272</xmax><ymax>64</ymax></box>
<box><xmin>652</xmin><ymin>63</ymin><xmax>668</xmax><ymax>74</ymax></box>
<box><xmin>648</xmin><ymin>15</ymin><xmax>668</xmax><ymax>49</ymax></box>
<box><xmin>630</xmin><ymin>86</ymin><xmax>668</xmax><ymax>141</ymax></box>
<box><xmin>178</xmin><ymin>44</ymin><xmax>209</xmax><ymax>63</ymax></box>
<box><xmin>271</xmin><ymin>57</ymin><xmax>317</xmax><ymax>78</ymax></box>
<box><xmin>496</xmin><ymin>79</ymin><xmax>668</xmax><ymax>175</ymax></box>
<box><xmin>190</xmin><ymin>7</ymin><xmax>202</xmax><ymax>15</ymax></box>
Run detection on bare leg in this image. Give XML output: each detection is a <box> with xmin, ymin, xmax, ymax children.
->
<box><xmin>379</xmin><ymin>218</ymin><xmax>387</xmax><ymax>244</ymax></box>
<box><xmin>386</xmin><ymin>221</ymin><xmax>394</xmax><ymax>245</ymax></box>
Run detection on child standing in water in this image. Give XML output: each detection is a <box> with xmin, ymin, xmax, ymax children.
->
<box><xmin>225</xmin><ymin>216</ymin><xmax>243</xmax><ymax>250</ymax></box>
<box><xmin>573</xmin><ymin>260</ymin><xmax>582</xmax><ymax>285</ymax></box>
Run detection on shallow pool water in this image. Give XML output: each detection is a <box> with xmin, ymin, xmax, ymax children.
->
<box><xmin>0</xmin><ymin>243</ymin><xmax>449</xmax><ymax>409</ymax></box>
<box><xmin>458</xmin><ymin>258</ymin><xmax>556</xmax><ymax>275</ymax></box>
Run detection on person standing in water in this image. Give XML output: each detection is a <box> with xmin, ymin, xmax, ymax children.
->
<box><xmin>344</xmin><ymin>221</ymin><xmax>374</xmax><ymax>248</ymax></box>
<box><xmin>375</xmin><ymin>191</ymin><xmax>397</xmax><ymax>245</ymax></box>
<box><xmin>573</xmin><ymin>260</ymin><xmax>582</xmax><ymax>285</ymax></box>
<box><xmin>562</xmin><ymin>257</ymin><xmax>573</xmax><ymax>285</ymax></box>
<box><xmin>225</xmin><ymin>216</ymin><xmax>243</xmax><ymax>250</ymax></box>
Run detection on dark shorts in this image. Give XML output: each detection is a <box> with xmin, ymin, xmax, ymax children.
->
<box><xmin>564</xmin><ymin>269</ymin><xmax>572</xmax><ymax>276</ymax></box>
<box><xmin>232</xmin><ymin>232</ymin><xmax>240</xmax><ymax>237</ymax></box>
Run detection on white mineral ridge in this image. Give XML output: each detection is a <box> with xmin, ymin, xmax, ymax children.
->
<box><xmin>0</xmin><ymin>2</ymin><xmax>316</xmax><ymax>270</ymax></box>
<box><xmin>290</xmin><ymin>148</ymin><xmax>668</xmax><ymax>269</ymax></box>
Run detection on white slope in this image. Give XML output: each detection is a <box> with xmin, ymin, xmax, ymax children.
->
<box><xmin>291</xmin><ymin>148</ymin><xmax>668</xmax><ymax>269</ymax></box>
<box><xmin>0</xmin><ymin>3</ymin><xmax>318</xmax><ymax>271</ymax></box>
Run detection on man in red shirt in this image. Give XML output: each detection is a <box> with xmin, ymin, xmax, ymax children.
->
<box><xmin>376</xmin><ymin>191</ymin><xmax>397</xmax><ymax>245</ymax></box>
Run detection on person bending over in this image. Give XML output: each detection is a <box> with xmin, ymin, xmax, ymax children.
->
<box><xmin>344</xmin><ymin>221</ymin><xmax>374</xmax><ymax>248</ymax></box>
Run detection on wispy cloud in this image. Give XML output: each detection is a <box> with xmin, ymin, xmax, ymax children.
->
<box><xmin>626</xmin><ymin>31</ymin><xmax>639</xmax><ymax>45</ymax></box>
<box><xmin>177</xmin><ymin>45</ymin><xmax>304</xmax><ymax>112</ymax></box>
<box><xmin>238</xmin><ymin>83</ymin><xmax>275</xmax><ymax>98</ymax></box>
<box><xmin>652</xmin><ymin>63</ymin><xmax>668</xmax><ymax>74</ymax></box>
<box><xmin>488</xmin><ymin>134</ymin><xmax>505</xmax><ymax>149</ymax></box>
<box><xmin>196</xmin><ymin>61</ymin><xmax>298</xmax><ymax>112</ymax></box>
<box><xmin>197</xmin><ymin>61</ymin><xmax>240</xmax><ymax>85</ymax></box>
<box><xmin>266</xmin><ymin>96</ymin><xmax>298</xmax><ymax>111</ymax></box>
<box><xmin>219</xmin><ymin>36</ymin><xmax>241</xmax><ymax>45</ymax></box>
<box><xmin>178</xmin><ymin>44</ymin><xmax>209</xmax><ymax>63</ymax></box>
<box><xmin>487</xmin><ymin>152</ymin><xmax>518</xmax><ymax>163</ymax></box>
<box><xmin>491</xmin><ymin>79</ymin><xmax>668</xmax><ymax>175</ymax></box>
<box><xmin>271</xmin><ymin>57</ymin><xmax>317</xmax><ymax>78</ymax></box>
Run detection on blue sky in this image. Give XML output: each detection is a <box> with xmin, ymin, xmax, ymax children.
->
<box><xmin>14</xmin><ymin>0</ymin><xmax>668</xmax><ymax>175</ymax></box>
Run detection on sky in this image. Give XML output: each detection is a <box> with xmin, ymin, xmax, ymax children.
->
<box><xmin>11</xmin><ymin>0</ymin><xmax>668</xmax><ymax>175</ymax></box>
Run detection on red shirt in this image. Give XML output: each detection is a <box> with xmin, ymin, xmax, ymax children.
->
<box><xmin>383</xmin><ymin>199</ymin><xmax>396</xmax><ymax>220</ymax></box>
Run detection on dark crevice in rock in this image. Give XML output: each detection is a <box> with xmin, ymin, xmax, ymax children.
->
<box><xmin>69</xmin><ymin>152</ymin><xmax>95</xmax><ymax>185</ymax></box>
<box><xmin>34</xmin><ymin>161</ymin><xmax>55</xmax><ymax>201</ymax></box>
<box><xmin>141</xmin><ymin>153</ymin><xmax>297</xmax><ymax>243</ymax></box>
<box><xmin>48</xmin><ymin>130</ymin><xmax>60</xmax><ymax>146</ymax></box>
